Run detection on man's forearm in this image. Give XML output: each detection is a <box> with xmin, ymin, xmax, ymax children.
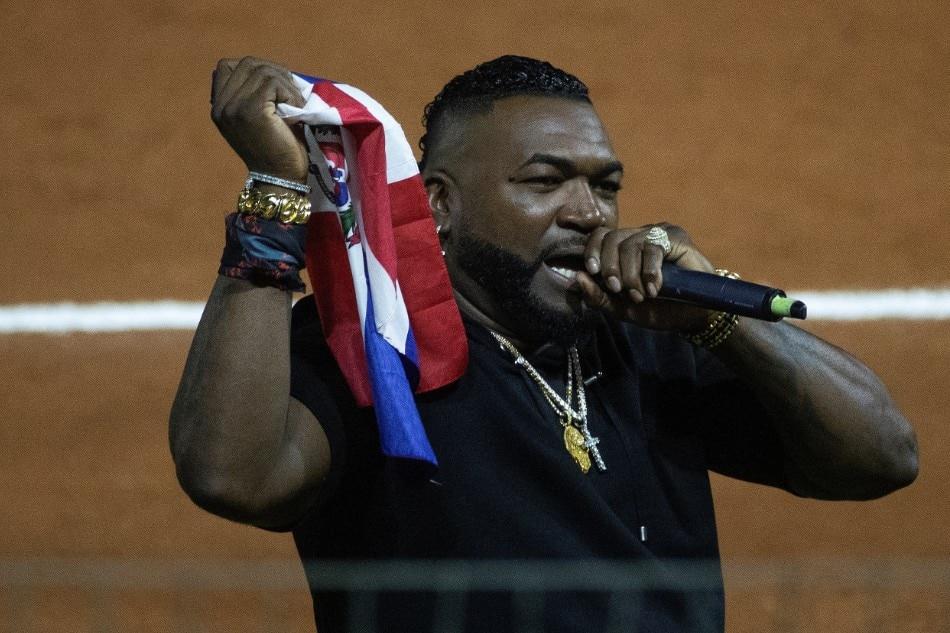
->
<box><xmin>714</xmin><ymin>319</ymin><xmax>918</xmax><ymax>500</ymax></box>
<box><xmin>169</xmin><ymin>275</ymin><xmax>318</xmax><ymax>522</ymax></box>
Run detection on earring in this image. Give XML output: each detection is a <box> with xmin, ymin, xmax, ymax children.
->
<box><xmin>435</xmin><ymin>224</ymin><xmax>445</xmax><ymax>256</ymax></box>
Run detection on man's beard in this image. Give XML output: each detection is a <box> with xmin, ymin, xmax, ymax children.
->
<box><xmin>453</xmin><ymin>232</ymin><xmax>599</xmax><ymax>346</ymax></box>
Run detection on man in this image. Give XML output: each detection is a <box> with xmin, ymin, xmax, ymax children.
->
<box><xmin>170</xmin><ymin>55</ymin><xmax>918</xmax><ymax>632</ymax></box>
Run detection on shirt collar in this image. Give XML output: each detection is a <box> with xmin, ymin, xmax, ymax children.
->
<box><xmin>461</xmin><ymin>313</ymin><xmax>606</xmax><ymax>376</ymax></box>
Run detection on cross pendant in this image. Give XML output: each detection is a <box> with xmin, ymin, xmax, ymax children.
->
<box><xmin>581</xmin><ymin>428</ymin><xmax>607</xmax><ymax>472</ymax></box>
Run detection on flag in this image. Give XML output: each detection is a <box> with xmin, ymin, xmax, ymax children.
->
<box><xmin>276</xmin><ymin>73</ymin><xmax>468</xmax><ymax>466</ymax></box>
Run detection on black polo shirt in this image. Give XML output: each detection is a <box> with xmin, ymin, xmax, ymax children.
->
<box><xmin>288</xmin><ymin>296</ymin><xmax>787</xmax><ymax>633</ymax></box>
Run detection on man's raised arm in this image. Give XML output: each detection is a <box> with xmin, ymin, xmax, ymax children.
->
<box><xmin>169</xmin><ymin>58</ymin><xmax>330</xmax><ymax>530</ymax></box>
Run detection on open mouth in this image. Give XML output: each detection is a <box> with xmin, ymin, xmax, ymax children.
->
<box><xmin>544</xmin><ymin>254</ymin><xmax>585</xmax><ymax>282</ymax></box>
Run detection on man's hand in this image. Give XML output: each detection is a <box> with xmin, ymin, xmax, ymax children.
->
<box><xmin>575</xmin><ymin>223</ymin><xmax>715</xmax><ymax>332</ymax></box>
<box><xmin>210</xmin><ymin>56</ymin><xmax>309</xmax><ymax>183</ymax></box>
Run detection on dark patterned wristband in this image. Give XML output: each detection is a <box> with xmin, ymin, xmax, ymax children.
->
<box><xmin>219</xmin><ymin>212</ymin><xmax>308</xmax><ymax>291</ymax></box>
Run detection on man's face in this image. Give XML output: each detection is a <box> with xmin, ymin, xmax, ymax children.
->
<box><xmin>433</xmin><ymin>95</ymin><xmax>623</xmax><ymax>342</ymax></box>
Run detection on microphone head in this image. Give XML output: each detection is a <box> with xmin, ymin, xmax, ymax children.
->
<box><xmin>770</xmin><ymin>296</ymin><xmax>808</xmax><ymax>320</ymax></box>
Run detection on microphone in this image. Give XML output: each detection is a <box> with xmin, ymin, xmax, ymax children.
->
<box><xmin>658</xmin><ymin>263</ymin><xmax>807</xmax><ymax>321</ymax></box>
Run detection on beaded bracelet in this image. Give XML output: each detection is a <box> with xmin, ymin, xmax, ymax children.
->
<box><xmin>683</xmin><ymin>269</ymin><xmax>741</xmax><ymax>349</ymax></box>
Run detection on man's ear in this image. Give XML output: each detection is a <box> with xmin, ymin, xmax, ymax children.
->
<box><xmin>425</xmin><ymin>174</ymin><xmax>453</xmax><ymax>236</ymax></box>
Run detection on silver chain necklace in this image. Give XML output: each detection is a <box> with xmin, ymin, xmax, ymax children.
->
<box><xmin>490</xmin><ymin>331</ymin><xmax>607</xmax><ymax>473</ymax></box>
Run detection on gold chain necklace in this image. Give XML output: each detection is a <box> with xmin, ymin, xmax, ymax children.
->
<box><xmin>490</xmin><ymin>331</ymin><xmax>607</xmax><ymax>474</ymax></box>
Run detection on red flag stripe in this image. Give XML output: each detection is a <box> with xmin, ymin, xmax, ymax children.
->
<box><xmin>306</xmin><ymin>209</ymin><xmax>374</xmax><ymax>406</ymax></box>
<box><xmin>312</xmin><ymin>82</ymin><xmax>399</xmax><ymax>281</ymax></box>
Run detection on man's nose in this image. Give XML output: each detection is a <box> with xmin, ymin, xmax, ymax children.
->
<box><xmin>556</xmin><ymin>179</ymin><xmax>608</xmax><ymax>231</ymax></box>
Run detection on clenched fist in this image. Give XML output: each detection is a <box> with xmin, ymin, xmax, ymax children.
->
<box><xmin>210</xmin><ymin>56</ymin><xmax>309</xmax><ymax>184</ymax></box>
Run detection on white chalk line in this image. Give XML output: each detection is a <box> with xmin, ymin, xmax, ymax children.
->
<box><xmin>793</xmin><ymin>289</ymin><xmax>950</xmax><ymax>321</ymax></box>
<box><xmin>1</xmin><ymin>290</ymin><xmax>950</xmax><ymax>333</ymax></box>
<box><xmin>0</xmin><ymin>301</ymin><xmax>205</xmax><ymax>334</ymax></box>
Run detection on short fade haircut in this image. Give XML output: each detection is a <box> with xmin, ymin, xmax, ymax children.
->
<box><xmin>418</xmin><ymin>55</ymin><xmax>591</xmax><ymax>170</ymax></box>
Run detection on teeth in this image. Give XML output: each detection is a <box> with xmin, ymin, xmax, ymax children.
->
<box><xmin>551</xmin><ymin>266</ymin><xmax>578</xmax><ymax>279</ymax></box>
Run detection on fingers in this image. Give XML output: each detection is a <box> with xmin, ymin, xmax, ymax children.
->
<box><xmin>575</xmin><ymin>271</ymin><xmax>611</xmax><ymax>310</ymax></box>
<box><xmin>212</xmin><ymin>57</ymin><xmax>257</xmax><ymax>119</ymax></box>
<box><xmin>583</xmin><ymin>227</ymin><xmax>610</xmax><ymax>275</ymax></box>
<box><xmin>581</xmin><ymin>223</ymin><xmax>717</xmax><ymax>331</ymax></box>
<box><xmin>590</xmin><ymin>224</ymin><xmax>682</xmax><ymax>302</ymax></box>
<box><xmin>639</xmin><ymin>239</ymin><xmax>665</xmax><ymax>298</ymax></box>
<box><xmin>210</xmin><ymin>58</ymin><xmax>238</xmax><ymax>105</ymax></box>
<box><xmin>273</xmin><ymin>77</ymin><xmax>306</xmax><ymax>109</ymax></box>
<box><xmin>577</xmin><ymin>269</ymin><xmax>655</xmax><ymax>328</ymax></box>
<box><xmin>208</xmin><ymin>56</ymin><xmax>310</xmax><ymax>181</ymax></box>
<box><xmin>581</xmin><ymin>266</ymin><xmax>710</xmax><ymax>331</ymax></box>
<box><xmin>211</xmin><ymin>57</ymin><xmax>300</xmax><ymax>122</ymax></box>
<box><xmin>597</xmin><ymin>230</ymin><xmax>627</xmax><ymax>295</ymax></box>
<box><xmin>240</xmin><ymin>73</ymin><xmax>306</xmax><ymax>123</ymax></box>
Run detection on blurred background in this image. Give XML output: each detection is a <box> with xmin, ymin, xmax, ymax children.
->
<box><xmin>1</xmin><ymin>1</ymin><xmax>947</xmax><ymax>631</ymax></box>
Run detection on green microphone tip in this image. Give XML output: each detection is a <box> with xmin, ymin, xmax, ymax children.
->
<box><xmin>770</xmin><ymin>296</ymin><xmax>807</xmax><ymax>320</ymax></box>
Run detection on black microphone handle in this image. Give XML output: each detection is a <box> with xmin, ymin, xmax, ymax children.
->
<box><xmin>657</xmin><ymin>263</ymin><xmax>786</xmax><ymax>321</ymax></box>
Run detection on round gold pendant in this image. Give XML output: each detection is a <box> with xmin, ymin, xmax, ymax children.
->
<box><xmin>563</xmin><ymin>425</ymin><xmax>592</xmax><ymax>474</ymax></box>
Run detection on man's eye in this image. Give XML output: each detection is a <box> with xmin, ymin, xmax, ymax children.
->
<box><xmin>524</xmin><ymin>176</ymin><xmax>563</xmax><ymax>187</ymax></box>
<box><xmin>594</xmin><ymin>181</ymin><xmax>622</xmax><ymax>198</ymax></box>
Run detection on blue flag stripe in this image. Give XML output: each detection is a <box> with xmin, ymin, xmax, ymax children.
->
<box><xmin>362</xmin><ymin>286</ymin><xmax>437</xmax><ymax>465</ymax></box>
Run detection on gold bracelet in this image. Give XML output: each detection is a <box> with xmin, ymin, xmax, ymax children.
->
<box><xmin>236</xmin><ymin>187</ymin><xmax>312</xmax><ymax>225</ymax></box>
<box><xmin>683</xmin><ymin>269</ymin><xmax>740</xmax><ymax>349</ymax></box>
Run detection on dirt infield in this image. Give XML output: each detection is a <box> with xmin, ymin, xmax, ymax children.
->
<box><xmin>1</xmin><ymin>1</ymin><xmax>948</xmax><ymax>631</ymax></box>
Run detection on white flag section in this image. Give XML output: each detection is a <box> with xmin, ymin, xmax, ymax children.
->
<box><xmin>333</xmin><ymin>83</ymin><xmax>420</xmax><ymax>184</ymax></box>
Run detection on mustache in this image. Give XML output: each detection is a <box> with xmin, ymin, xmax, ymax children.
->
<box><xmin>533</xmin><ymin>237</ymin><xmax>591</xmax><ymax>268</ymax></box>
